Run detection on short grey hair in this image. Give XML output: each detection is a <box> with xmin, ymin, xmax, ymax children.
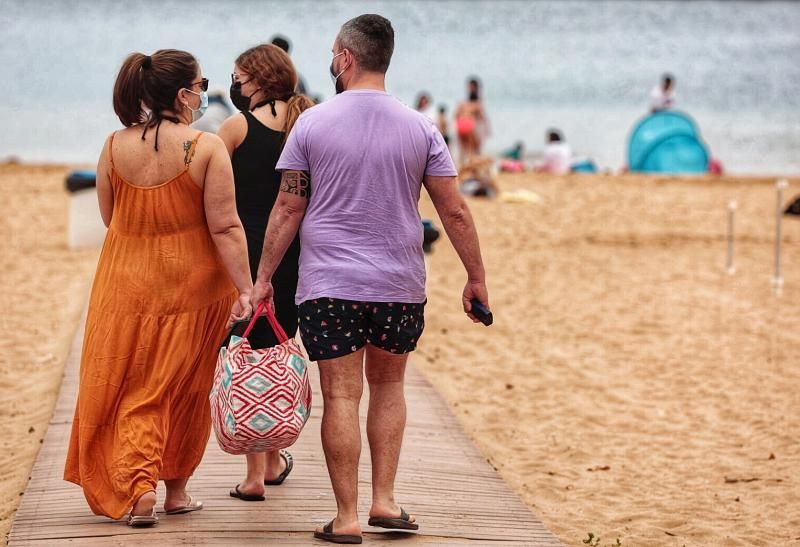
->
<box><xmin>338</xmin><ymin>14</ymin><xmax>394</xmax><ymax>74</ymax></box>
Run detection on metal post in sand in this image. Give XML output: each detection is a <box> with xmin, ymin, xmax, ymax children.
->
<box><xmin>726</xmin><ymin>200</ymin><xmax>736</xmax><ymax>275</ymax></box>
<box><xmin>772</xmin><ymin>179</ymin><xmax>788</xmax><ymax>294</ymax></box>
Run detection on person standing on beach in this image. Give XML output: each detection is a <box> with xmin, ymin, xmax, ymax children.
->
<box><xmin>650</xmin><ymin>73</ymin><xmax>676</xmax><ymax>112</ymax></box>
<box><xmin>437</xmin><ymin>104</ymin><xmax>451</xmax><ymax>148</ymax></box>
<box><xmin>217</xmin><ymin>43</ymin><xmax>314</xmax><ymax>503</ymax></box>
<box><xmin>250</xmin><ymin>14</ymin><xmax>489</xmax><ymax>544</ymax></box>
<box><xmin>454</xmin><ymin>77</ymin><xmax>490</xmax><ymax>166</ymax></box>
<box><xmin>415</xmin><ymin>91</ymin><xmax>435</xmax><ymax>122</ymax></box>
<box><xmin>64</xmin><ymin>49</ymin><xmax>253</xmax><ymax>527</ymax></box>
<box><xmin>270</xmin><ymin>34</ymin><xmax>309</xmax><ymax>96</ymax></box>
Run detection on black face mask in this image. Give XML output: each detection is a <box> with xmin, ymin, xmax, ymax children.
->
<box><xmin>230</xmin><ymin>81</ymin><xmax>257</xmax><ymax>111</ymax></box>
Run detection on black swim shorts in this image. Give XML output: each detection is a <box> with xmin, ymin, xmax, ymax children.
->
<box><xmin>298</xmin><ymin>298</ymin><xmax>426</xmax><ymax>361</ymax></box>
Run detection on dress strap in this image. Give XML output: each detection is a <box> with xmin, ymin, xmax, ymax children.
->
<box><xmin>107</xmin><ymin>131</ymin><xmax>116</xmax><ymax>168</ymax></box>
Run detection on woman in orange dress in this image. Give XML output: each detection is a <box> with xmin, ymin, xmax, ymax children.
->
<box><xmin>63</xmin><ymin>49</ymin><xmax>253</xmax><ymax>527</ymax></box>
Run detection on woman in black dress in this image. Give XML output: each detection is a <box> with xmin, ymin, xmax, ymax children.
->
<box><xmin>217</xmin><ymin>43</ymin><xmax>313</xmax><ymax>501</ymax></box>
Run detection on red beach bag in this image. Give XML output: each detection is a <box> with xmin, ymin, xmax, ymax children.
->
<box><xmin>210</xmin><ymin>303</ymin><xmax>312</xmax><ymax>455</ymax></box>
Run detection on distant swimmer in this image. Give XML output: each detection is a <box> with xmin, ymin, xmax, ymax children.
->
<box><xmin>650</xmin><ymin>73</ymin><xmax>675</xmax><ymax>112</ymax></box>
<box><xmin>454</xmin><ymin>76</ymin><xmax>490</xmax><ymax>166</ymax></box>
<box><xmin>535</xmin><ymin>129</ymin><xmax>572</xmax><ymax>174</ymax></box>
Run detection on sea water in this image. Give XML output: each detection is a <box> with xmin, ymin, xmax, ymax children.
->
<box><xmin>1</xmin><ymin>0</ymin><xmax>798</xmax><ymax>174</ymax></box>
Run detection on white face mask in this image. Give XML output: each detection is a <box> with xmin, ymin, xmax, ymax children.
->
<box><xmin>329</xmin><ymin>50</ymin><xmax>347</xmax><ymax>94</ymax></box>
<box><xmin>184</xmin><ymin>89</ymin><xmax>209</xmax><ymax>122</ymax></box>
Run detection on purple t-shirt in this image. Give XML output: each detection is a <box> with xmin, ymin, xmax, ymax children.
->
<box><xmin>276</xmin><ymin>89</ymin><xmax>457</xmax><ymax>304</ymax></box>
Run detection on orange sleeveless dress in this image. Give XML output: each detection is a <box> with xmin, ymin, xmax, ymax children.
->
<box><xmin>64</xmin><ymin>133</ymin><xmax>237</xmax><ymax>519</ymax></box>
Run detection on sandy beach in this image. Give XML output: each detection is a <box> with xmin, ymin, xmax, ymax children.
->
<box><xmin>0</xmin><ymin>165</ymin><xmax>98</xmax><ymax>542</ymax></box>
<box><xmin>2</xmin><ymin>164</ymin><xmax>799</xmax><ymax>546</ymax></box>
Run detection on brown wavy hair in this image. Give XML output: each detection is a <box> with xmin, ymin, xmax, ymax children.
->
<box><xmin>113</xmin><ymin>49</ymin><xmax>198</xmax><ymax>128</ymax></box>
<box><xmin>235</xmin><ymin>44</ymin><xmax>314</xmax><ymax>142</ymax></box>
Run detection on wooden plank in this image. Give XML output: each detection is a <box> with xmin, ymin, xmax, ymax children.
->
<box><xmin>9</xmin><ymin>314</ymin><xmax>562</xmax><ymax>546</ymax></box>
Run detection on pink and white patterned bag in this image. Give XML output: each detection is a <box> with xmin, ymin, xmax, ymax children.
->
<box><xmin>210</xmin><ymin>303</ymin><xmax>311</xmax><ymax>455</ymax></box>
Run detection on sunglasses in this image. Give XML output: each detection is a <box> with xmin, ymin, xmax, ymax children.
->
<box><xmin>191</xmin><ymin>78</ymin><xmax>209</xmax><ymax>91</ymax></box>
<box><xmin>231</xmin><ymin>73</ymin><xmax>252</xmax><ymax>85</ymax></box>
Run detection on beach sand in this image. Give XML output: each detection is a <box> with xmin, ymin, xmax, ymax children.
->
<box><xmin>416</xmin><ymin>173</ymin><xmax>800</xmax><ymax>546</ymax></box>
<box><xmin>0</xmin><ymin>165</ymin><xmax>98</xmax><ymax>542</ymax></box>
<box><xmin>2</xmin><ymin>165</ymin><xmax>799</xmax><ymax>546</ymax></box>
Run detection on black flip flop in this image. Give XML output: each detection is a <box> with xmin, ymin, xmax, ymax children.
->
<box><xmin>313</xmin><ymin>520</ymin><xmax>362</xmax><ymax>544</ymax></box>
<box><xmin>367</xmin><ymin>507</ymin><xmax>419</xmax><ymax>530</ymax></box>
<box><xmin>264</xmin><ymin>450</ymin><xmax>294</xmax><ymax>486</ymax></box>
<box><xmin>228</xmin><ymin>484</ymin><xmax>265</xmax><ymax>502</ymax></box>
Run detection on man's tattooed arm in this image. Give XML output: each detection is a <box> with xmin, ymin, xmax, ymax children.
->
<box><xmin>279</xmin><ymin>170</ymin><xmax>310</xmax><ymax>198</ymax></box>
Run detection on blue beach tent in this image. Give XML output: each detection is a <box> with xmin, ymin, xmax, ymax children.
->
<box><xmin>627</xmin><ymin>111</ymin><xmax>709</xmax><ymax>173</ymax></box>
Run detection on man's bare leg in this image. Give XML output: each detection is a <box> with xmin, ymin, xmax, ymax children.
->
<box><xmin>364</xmin><ymin>344</ymin><xmax>415</xmax><ymax>524</ymax></box>
<box><xmin>316</xmin><ymin>348</ymin><xmax>365</xmax><ymax>537</ymax></box>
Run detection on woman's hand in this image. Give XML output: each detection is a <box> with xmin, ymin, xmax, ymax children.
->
<box><xmin>227</xmin><ymin>292</ymin><xmax>252</xmax><ymax>329</ymax></box>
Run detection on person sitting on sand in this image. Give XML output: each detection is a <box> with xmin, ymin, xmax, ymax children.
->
<box><xmin>64</xmin><ymin>49</ymin><xmax>253</xmax><ymax>527</ymax></box>
<box><xmin>217</xmin><ymin>42</ymin><xmax>315</xmax><ymax>504</ymax></box>
<box><xmin>459</xmin><ymin>156</ymin><xmax>499</xmax><ymax>197</ymax></box>
<box><xmin>250</xmin><ymin>14</ymin><xmax>490</xmax><ymax>544</ymax></box>
<box><xmin>535</xmin><ymin>129</ymin><xmax>572</xmax><ymax>174</ymax></box>
<box><xmin>650</xmin><ymin>73</ymin><xmax>675</xmax><ymax>112</ymax></box>
<box><xmin>455</xmin><ymin>77</ymin><xmax>489</xmax><ymax>166</ymax></box>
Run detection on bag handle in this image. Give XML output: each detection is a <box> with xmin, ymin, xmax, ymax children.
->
<box><xmin>242</xmin><ymin>302</ymin><xmax>289</xmax><ymax>344</ymax></box>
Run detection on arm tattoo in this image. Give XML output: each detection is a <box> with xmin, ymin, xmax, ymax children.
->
<box><xmin>279</xmin><ymin>170</ymin><xmax>310</xmax><ymax>198</ymax></box>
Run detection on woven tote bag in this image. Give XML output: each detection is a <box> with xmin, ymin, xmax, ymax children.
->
<box><xmin>210</xmin><ymin>303</ymin><xmax>312</xmax><ymax>455</ymax></box>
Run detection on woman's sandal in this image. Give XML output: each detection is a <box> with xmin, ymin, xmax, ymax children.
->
<box><xmin>164</xmin><ymin>495</ymin><xmax>204</xmax><ymax>515</ymax></box>
<box><xmin>127</xmin><ymin>508</ymin><xmax>158</xmax><ymax>527</ymax></box>
<box><xmin>264</xmin><ymin>449</ymin><xmax>294</xmax><ymax>486</ymax></box>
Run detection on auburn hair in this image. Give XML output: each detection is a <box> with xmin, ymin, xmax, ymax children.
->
<box><xmin>235</xmin><ymin>44</ymin><xmax>314</xmax><ymax>142</ymax></box>
<box><xmin>113</xmin><ymin>49</ymin><xmax>198</xmax><ymax>127</ymax></box>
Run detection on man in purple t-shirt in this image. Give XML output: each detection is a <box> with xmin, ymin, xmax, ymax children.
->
<box><xmin>252</xmin><ymin>14</ymin><xmax>489</xmax><ymax>544</ymax></box>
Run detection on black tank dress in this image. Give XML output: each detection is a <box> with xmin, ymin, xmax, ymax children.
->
<box><xmin>231</xmin><ymin>111</ymin><xmax>301</xmax><ymax>349</ymax></box>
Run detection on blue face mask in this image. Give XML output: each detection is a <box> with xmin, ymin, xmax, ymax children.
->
<box><xmin>185</xmin><ymin>89</ymin><xmax>208</xmax><ymax>122</ymax></box>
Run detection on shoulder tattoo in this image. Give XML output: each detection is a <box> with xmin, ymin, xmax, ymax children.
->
<box><xmin>279</xmin><ymin>170</ymin><xmax>310</xmax><ymax>198</ymax></box>
<box><xmin>183</xmin><ymin>140</ymin><xmax>194</xmax><ymax>166</ymax></box>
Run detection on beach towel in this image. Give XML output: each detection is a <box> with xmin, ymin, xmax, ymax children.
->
<box><xmin>210</xmin><ymin>303</ymin><xmax>312</xmax><ymax>455</ymax></box>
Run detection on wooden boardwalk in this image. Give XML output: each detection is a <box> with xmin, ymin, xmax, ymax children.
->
<box><xmin>9</xmin><ymin>319</ymin><xmax>561</xmax><ymax>546</ymax></box>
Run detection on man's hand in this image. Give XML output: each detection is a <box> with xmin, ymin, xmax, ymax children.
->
<box><xmin>252</xmin><ymin>277</ymin><xmax>275</xmax><ymax>313</ymax></box>
<box><xmin>462</xmin><ymin>279</ymin><xmax>489</xmax><ymax>323</ymax></box>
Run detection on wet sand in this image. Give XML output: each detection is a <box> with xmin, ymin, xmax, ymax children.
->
<box><xmin>2</xmin><ymin>165</ymin><xmax>799</xmax><ymax>546</ymax></box>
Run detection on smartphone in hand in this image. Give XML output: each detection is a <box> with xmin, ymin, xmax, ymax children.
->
<box><xmin>469</xmin><ymin>298</ymin><xmax>493</xmax><ymax>326</ymax></box>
